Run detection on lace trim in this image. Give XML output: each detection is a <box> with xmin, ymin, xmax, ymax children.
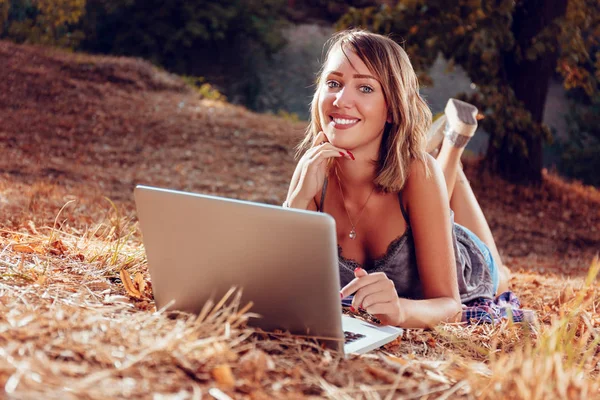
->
<box><xmin>338</xmin><ymin>227</ymin><xmax>411</xmax><ymax>271</ymax></box>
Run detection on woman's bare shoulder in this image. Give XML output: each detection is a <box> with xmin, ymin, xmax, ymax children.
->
<box><xmin>401</xmin><ymin>154</ymin><xmax>448</xmax><ymax>218</ymax></box>
<box><xmin>404</xmin><ymin>154</ymin><xmax>444</xmax><ymax>192</ymax></box>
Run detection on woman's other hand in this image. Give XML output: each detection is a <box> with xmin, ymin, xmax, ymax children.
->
<box><xmin>340</xmin><ymin>267</ymin><xmax>405</xmax><ymax>326</ymax></box>
<box><xmin>285</xmin><ymin>131</ymin><xmax>353</xmax><ymax>209</ymax></box>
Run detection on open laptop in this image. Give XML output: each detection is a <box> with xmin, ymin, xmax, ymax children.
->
<box><xmin>134</xmin><ymin>185</ymin><xmax>402</xmax><ymax>355</ymax></box>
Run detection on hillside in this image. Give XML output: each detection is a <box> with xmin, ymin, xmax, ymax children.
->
<box><xmin>1</xmin><ymin>40</ymin><xmax>599</xmax><ymax>398</ymax></box>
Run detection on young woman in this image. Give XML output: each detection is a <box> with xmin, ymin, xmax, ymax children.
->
<box><xmin>283</xmin><ymin>29</ymin><xmax>510</xmax><ymax>329</ymax></box>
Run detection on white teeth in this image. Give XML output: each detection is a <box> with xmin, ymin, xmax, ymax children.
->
<box><xmin>333</xmin><ymin>118</ymin><xmax>358</xmax><ymax>125</ymax></box>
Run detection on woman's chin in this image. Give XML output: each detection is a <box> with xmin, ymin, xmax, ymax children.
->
<box><xmin>327</xmin><ymin>138</ymin><xmax>347</xmax><ymax>148</ymax></box>
<box><xmin>325</xmin><ymin>132</ymin><xmax>349</xmax><ymax>147</ymax></box>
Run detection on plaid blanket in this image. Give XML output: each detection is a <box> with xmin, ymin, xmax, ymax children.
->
<box><xmin>342</xmin><ymin>291</ymin><xmax>535</xmax><ymax>326</ymax></box>
<box><xmin>462</xmin><ymin>291</ymin><xmax>535</xmax><ymax>325</ymax></box>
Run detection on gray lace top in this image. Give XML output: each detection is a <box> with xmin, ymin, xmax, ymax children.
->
<box><xmin>318</xmin><ymin>177</ymin><xmax>494</xmax><ymax>303</ymax></box>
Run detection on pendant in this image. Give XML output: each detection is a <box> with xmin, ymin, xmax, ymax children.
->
<box><xmin>349</xmin><ymin>229</ymin><xmax>357</xmax><ymax>240</ymax></box>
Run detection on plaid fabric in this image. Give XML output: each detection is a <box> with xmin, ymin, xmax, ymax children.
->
<box><xmin>461</xmin><ymin>291</ymin><xmax>535</xmax><ymax>325</ymax></box>
<box><xmin>343</xmin><ymin>291</ymin><xmax>535</xmax><ymax>326</ymax></box>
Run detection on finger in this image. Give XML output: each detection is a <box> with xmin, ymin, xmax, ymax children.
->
<box><xmin>311</xmin><ymin>131</ymin><xmax>328</xmax><ymax>148</ymax></box>
<box><xmin>341</xmin><ymin>273</ymin><xmax>387</xmax><ymax>296</ymax></box>
<box><xmin>366</xmin><ymin>302</ymin><xmax>397</xmax><ymax>322</ymax></box>
<box><xmin>290</xmin><ymin>133</ymin><xmax>326</xmax><ymax>199</ymax></box>
<box><xmin>305</xmin><ymin>136</ymin><xmax>353</xmax><ymax>160</ymax></box>
<box><xmin>354</xmin><ymin>267</ymin><xmax>368</xmax><ymax>278</ymax></box>
<box><xmin>307</xmin><ymin>149</ymin><xmax>349</xmax><ymax>165</ymax></box>
<box><xmin>306</xmin><ymin>145</ymin><xmax>353</xmax><ymax>162</ymax></box>
<box><xmin>350</xmin><ymin>267</ymin><xmax>368</xmax><ymax>309</ymax></box>
<box><xmin>352</xmin><ymin>279</ymin><xmax>393</xmax><ymax>310</ymax></box>
<box><xmin>340</xmin><ymin>273</ymin><xmax>380</xmax><ymax>299</ymax></box>
<box><xmin>344</xmin><ymin>271</ymin><xmax>388</xmax><ymax>295</ymax></box>
<box><xmin>374</xmin><ymin>313</ymin><xmax>395</xmax><ymax>326</ymax></box>
<box><xmin>360</xmin><ymin>290</ymin><xmax>394</xmax><ymax>310</ymax></box>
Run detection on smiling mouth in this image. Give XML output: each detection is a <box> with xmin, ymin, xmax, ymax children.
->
<box><xmin>330</xmin><ymin>116</ymin><xmax>360</xmax><ymax>126</ymax></box>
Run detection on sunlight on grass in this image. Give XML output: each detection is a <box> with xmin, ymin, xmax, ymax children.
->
<box><xmin>2</xmin><ymin>194</ymin><xmax>599</xmax><ymax>399</ymax></box>
<box><xmin>1</xmin><ymin>196</ymin><xmax>146</xmax><ymax>289</ymax></box>
<box><xmin>470</xmin><ymin>257</ymin><xmax>600</xmax><ymax>398</ymax></box>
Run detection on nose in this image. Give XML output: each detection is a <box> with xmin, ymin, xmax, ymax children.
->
<box><xmin>333</xmin><ymin>87</ymin><xmax>353</xmax><ymax>109</ymax></box>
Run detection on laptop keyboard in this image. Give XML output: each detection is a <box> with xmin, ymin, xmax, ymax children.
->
<box><xmin>344</xmin><ymin>330</ymin><xmax>366</xmax><ymax>344</ymax></box>
<box><xmin>342</xmin><ymin>295</ymin><xmax>375</xmax><ymax>344</ymax></box>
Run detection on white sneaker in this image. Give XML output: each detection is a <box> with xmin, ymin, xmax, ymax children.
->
<box><xmin>444</xmin><ymin>98</ymin><xmax>478</xmax><ymax>138</ymax></box>
<box><xmin>425</xmin><ymin>113</ymin><xmax>447</xmax><ymax>154</ymax></box>
<box><xmin>426</xmin><ymin>99</ymin><xmax>479</xmax><ymax>155</ymax></box>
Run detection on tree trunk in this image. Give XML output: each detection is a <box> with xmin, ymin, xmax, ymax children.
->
<box><xmin>489</xmin><ymin>0</ymin><xmax>567</xmax><ymax>184</ymax></box>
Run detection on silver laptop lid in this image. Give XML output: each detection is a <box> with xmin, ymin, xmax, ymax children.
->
<box><xmin>134</xmin><ymin>185</ymin><xmax>344</xmax><ymax>345</ymax></box>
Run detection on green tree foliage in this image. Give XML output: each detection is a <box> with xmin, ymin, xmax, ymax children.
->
<box><xmin>552</xmin><ymin>0</ymin><xmax>600</xmax><ymax>186</ymax></box>
<box><xmin>556</xmin><ymin>0</ymin><xmax>600</xmax><ymax>97</ymax></box>
<box><xmin>337</xmin><ymin>0</ymin><xmax>600</xmax><ymax>184</ymax></box>
<box><xmin>79</xmin><ymin>0</ymin><xmax>288</xmax><ymax>108</ymax></box>
<box><xmin>559</xmin><ymin>93</ymin><xmax>600</xmax><ymax>186</ymax></box>
<box><xmin>0</xmin><ymin>0</ymin><xmax>10</xmax><ymax>34</ymax></box>
<box><xmin>181</xmin><ymin>75</ymin><xmax>227</xmax><ymax>102</ymax></box>
<box><xmin>81</xmin><ymin>0</ymin><xmax>287</xmax><ymax>73</ymax></box>
<box><xmin>285</xmin><ymin>0</ymin><xmax>380</xmax><ymax>23</ymax></box>
<box><xmin>1</xmin><ymin>0</ymin><xmax>289</xmax><ymax>110</ymax></box>
<box><xmin>1</xmin><ymin>0</ymin><xmax>86</xmax><ymax>48</ymax></box>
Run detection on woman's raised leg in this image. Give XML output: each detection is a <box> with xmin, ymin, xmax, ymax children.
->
<box><xmin>428</xmin><ymin>99</ymin><xmax>510</xmax><ymax>295</ymax></box>
<box><xmin>436</xmin><ymin>138</ymin><xmax>510</xmax><ymax>295</ymax></box>
<box><xmin>449</xmin><ymin>166</ymin><xmax>510</xmax><ymax>294</ymax></box>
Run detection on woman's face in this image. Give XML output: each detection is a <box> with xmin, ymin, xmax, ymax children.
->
<box><xmin>318</xmin><ymin>45</ymin><xmax>390</xmax><ymax>152</ymax></box>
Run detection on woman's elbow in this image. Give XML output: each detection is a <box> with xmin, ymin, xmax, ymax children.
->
<box><xmin>446</xmin><ymin>297</ymin><xmax>463</xmax><ymax>324</ymax></box>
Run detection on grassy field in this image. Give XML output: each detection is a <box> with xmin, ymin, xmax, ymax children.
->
<box><xmin>1</xmin><ymin>40</ymin><xmax>599</xmax><ymax>399</ymax></box>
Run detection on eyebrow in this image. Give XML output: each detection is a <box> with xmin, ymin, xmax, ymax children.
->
<box><xmin>326</xmin><ymin>70</ymin><xmax>377</xmax><ymax>80</ymax></box>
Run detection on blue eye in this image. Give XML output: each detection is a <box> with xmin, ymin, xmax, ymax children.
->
<box><xmin>326</xmin><ymin>80</ymin><xmax>340</xmax><ymax>88</ymax></box>
<box><xmin>360</xmin><ymin>86</ymin><xmax>374</xmax><ymax>94</ymax></box>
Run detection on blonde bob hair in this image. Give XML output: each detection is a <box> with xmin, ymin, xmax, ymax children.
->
<box><xmin>295</xmin><ymin>29</ymin><xmax>432</xmax><ymax>193</ymax></box>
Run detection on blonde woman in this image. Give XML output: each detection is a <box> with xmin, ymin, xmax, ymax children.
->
<box><xmin>284</xmin><ymin>29</ymin><xmax>511</xmax><ymax>328</ymax></box>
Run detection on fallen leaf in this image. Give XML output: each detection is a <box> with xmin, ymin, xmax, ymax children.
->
<box><xmin>426</xmin><ymin>337</ymin><xmax>437</xmax><ymax>348</ymax></box>
<box><xmin>120</xmin><ymin>269</ymin><xmax>142</xmax><ymax>299</ymax></box>
<box><xmin>212</xmin><ymin>364</ymin><xmax>235</xmax><ymax>388</ymax></box>
<box><xmin>134</xmin><ymin>272</ymin><xmax>146</xmax><ymax>295</ymax></box>
<box><xmin>13</xmin><ymin>244</ymin><xmax>35</xmax><ymax>253</ymax></box>
<box><xmin>49</xmin><ymin>240</ymin><xmax>68</xmax><ymax>256</ymax></box>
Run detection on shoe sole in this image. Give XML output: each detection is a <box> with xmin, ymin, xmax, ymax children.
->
<box><xmin>425</xmin><ymin>114</ymin><xmax>446</xmax><ymax>153</ymax></box>
<box><xmin>444</xmin><ymin>99</ymin><xmax>478</xmax><ymax>138</ymax></box>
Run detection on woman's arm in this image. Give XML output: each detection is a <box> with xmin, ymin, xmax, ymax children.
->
<box><xmin>395</xmin><ymin>297</ymin><xmax>461</xmax><ymax>328</ymax></box>
<box><xmin>339</xmin><ymin>154</ymin><xmax>462</xmax><ymax>328</ymax></box>
<box><xmin>401</xmin><ymin>154</ymin><xmax>462</xmax><ymax>327</ymax></box>
<box><xmin>284</xmin><ymin>131</ymin><xmax>352</xmax><ymax>210</ymax></box>
<box><xmin>341</xmin><ymin>268</ymin><xmax>462</xmax><ymax>328</ymax></box>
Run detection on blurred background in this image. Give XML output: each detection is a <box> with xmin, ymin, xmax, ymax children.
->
<box><xmin>1</xmin><ymin>0</ymin><xmax>598</xmax><ymax>187</ymax></box>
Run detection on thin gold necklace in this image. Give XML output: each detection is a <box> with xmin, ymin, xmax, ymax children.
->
<box><xmin>335</xmin><ymin>169</ymin><xmax>375</xmax><ymax>240</ymax></box>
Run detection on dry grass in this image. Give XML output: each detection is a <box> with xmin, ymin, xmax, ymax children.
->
<box><xmin>1</xmin><ymin>203</ymin><xmax>598</xmax><ymax>398</ymax></box>
<box><xmin>1</xmin><ymin>39</ymin><xmax>600</xmax><ymax>398</ymax></box>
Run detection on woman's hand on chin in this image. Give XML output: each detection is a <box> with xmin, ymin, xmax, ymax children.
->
<box><xmin>285</xmin><ymin>130</ymin><xmax>353</xmax><ymax>209</ymax></box>
<box><xmin>340</xmin><ymin>267</ymin><xmax>405</xmax><ymax>326</ymax></box>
